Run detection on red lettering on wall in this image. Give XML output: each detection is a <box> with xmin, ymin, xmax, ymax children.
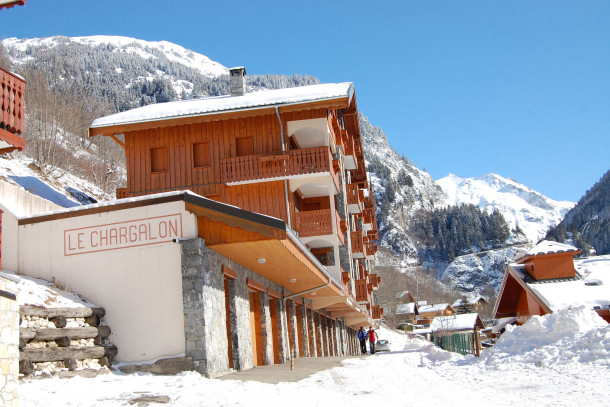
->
<box><xmin>64</xmin><ymin>214</ymin><xmax>184</xmax><ymax>256</ymax></box>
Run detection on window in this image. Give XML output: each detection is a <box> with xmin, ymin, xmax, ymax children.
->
<box><xmin>193</xmin><ymin>142</ymin><xmax>211</xmax><ymax>168</ymax></box>
<box><xmin>236</xmin><ymin>136</ymin><xmax>253</xmax><ymax>156</ymax></box>
<box><xmin>150</xmin><ymin>147</ymin><xmax>168</xmax><ymax>173</ymax></box>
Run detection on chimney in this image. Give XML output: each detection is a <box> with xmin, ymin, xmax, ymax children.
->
<box><xmin>229</xmin><ymin>66</ymin><xmax>246</xmax><ymax>96</ymax></box>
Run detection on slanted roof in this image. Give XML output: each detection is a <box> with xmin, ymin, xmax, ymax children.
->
<box><xmin>396</xmin><ymin>302</ymin><xmax>417</xmax><ymax>315</ymax></box>
<box><xmin>430</xmin><ymin>313</ymin><xmax>485</xmax><ymax>333</ymax></box>
<box><xmin>527</xmin><ymin>255</ymin><xmax>610</xmax><ymax>312</ymax></box>
<box><xmin>395</xmin><ymin>290</ymin><xmax>415</xmax><ymax>302</ymax></box>
<box><xmin>90</xmin><ymin>82</ymin><xmax>355</xmax><ymax>135</ymax></box>
<box><xmin>516</xmin><ymin>240</ymin><xmax>580</xmax><ymax>262</ymax></box>
<box><xmin>419</xmin><ymin>303</ymin><xmax>453</xmax><ymax>314</ymax></box>
<box><xmin>452</xmin><ymin>296</ymin><xmax>486</xmax><ymax>308</ymax></box>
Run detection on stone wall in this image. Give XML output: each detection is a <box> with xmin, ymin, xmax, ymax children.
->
<box><xmin>0</xmin><ymin>276</ymin><xmax>18</xmax><ymax>407</ymax></box>
<box><xmin>180</xmin><ymin>238</ymin><xmax>288</xmax><ymax>377</ymax></box>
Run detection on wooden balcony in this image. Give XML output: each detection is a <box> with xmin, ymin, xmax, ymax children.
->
<box><xmin>365</xmin><ymin>242</ymin><xmax>377</xmax><ymax>259</ymax></box>
<box><xmin>0</xmin><ymin>67</ymin><xmax>25</xmax><ymax>153</ymax></box>
<box><xmin>221</xmin><ymin>146</ymin><xmax>339</xmax><ymax>190</ymax></box>
<box><xmin>346</xmin><ymin>183</ymin><xmax>363</xmax><ymax>214</ymax></box>
<box><xmin>351</xmin><ymin>231</ymin><xmax>364</xmax><ymax>258</ymax></box>
<box><xmin>116</xmin><ymin>188</ymin><xmax>127</xmax><ymax>199</ymax></box>
<box><xmin>294</xmin><ymin>209</ymin><xmax>332</xmax><ymax>237</ymax></box>
<box><xmin>368</xmin><ymin>273</ymin><xmax>381</xmax><ymax>290</ymax></box>
<box><xmin>355</xmin><ymin>278</ymin><xmax>370</xmax><ymax>304</ymax></box>
<box><xmin>372</xmin><ymin>305</ymin><xmax>384</xmax><ymax>320</ymax></box>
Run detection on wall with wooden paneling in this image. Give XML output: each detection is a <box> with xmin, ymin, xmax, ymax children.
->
<box><xmin>524</xmin><ymin>254</ymin><xmax>576</xmax><ymax>280</ymax></box>
<box><xmin>123</xmin><ymin>108</ymin><xmax>330</xmax><ymax>223</ymax></box>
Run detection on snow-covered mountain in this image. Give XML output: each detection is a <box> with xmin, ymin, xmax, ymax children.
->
<box><xmin>437</xmin><ymin>173</ymin><xmax>575</xmax><ymax>243</ymax></box>
<box><xmin>361</xmin><ymin>115</ymin><xmax>448</xmax><ymax>261</ymax></box>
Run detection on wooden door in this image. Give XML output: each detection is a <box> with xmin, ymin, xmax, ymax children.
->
<box><xmin>224</xmin><ymin>278</ymin><xmax>233</xmax><ymax>368</ymax></box>
<box><xmin>249</xmin><ymin>291</ymin><xmax>263</xmax><ymax>366</ymax></box>
<box><xmin>269</xmin><ymin>299</ymin><xmax>280</xmax><ymax>364</ymax></box>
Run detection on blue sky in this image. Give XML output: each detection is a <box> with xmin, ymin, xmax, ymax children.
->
<box><xmin>1</xmin><ymin>1</ymin><xmax>608</xmax><ymax>202</ymax></box>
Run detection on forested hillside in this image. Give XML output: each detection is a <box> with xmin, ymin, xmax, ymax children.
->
<box><xmin>546</xmin><ymin>170</ymin><xmax>610</xmax><ymax>255</ymax></box>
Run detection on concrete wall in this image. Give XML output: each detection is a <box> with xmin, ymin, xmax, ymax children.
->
<box><xmin>17</xmin><ymin>200</ymin><xmax>198</xmax><ymax>363</ymax></box>
<box><xmin>0</xmin><ymin>180</ymin><xmax>62</xmax><ymax>271</ymax></box>
<box><xmin>0</xmin><ymin>276</ymin><xmax>18</xmax><ymax>407</ymax></box>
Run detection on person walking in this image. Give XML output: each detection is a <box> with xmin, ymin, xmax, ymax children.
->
<box><xmin>357</xmin><ymin>327</ymin><xmax>367</xmax><ymax>355</ymax></box>
<box><xmin>367</xmin><ymin>326</ymin><xmax>376</xmax><ymax>354</ymax></box>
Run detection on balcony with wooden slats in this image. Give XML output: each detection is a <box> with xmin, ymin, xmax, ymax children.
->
<box><xmin>346</xmin><ymin>183</ymin><xmax>363</xmax><ymax>214</ymax></box>
<box><xmin>368</xmin><ymin>273</ymin><xmax>381</xmax><ymax>290</ymax></box>
<box><xmin>355</xmin><ymin>278</ymin><xmax>370</xmax><ymax>304</ymax></box>
<box><xmin>0</xmin><ymin>67</ymin><xmax>25</xmax><ymax>153</ymax></box>
<box><xmin>294</xmin><ymin>209</ymin><xmax>333</xmax><ymax>237</ymax></box>
<box><xmin>221</xmin><ymin>146</ymin><xmax>339</xmax><ymax>191</ymax></box>
<box><xmin>372</xmin><ymin>305</ymin><xmax>384</xmax><ymax>320</ymax></box>
<box><xmin>351</xmin><ymin>231</ymin><xmax>364</xmax><ymax>258</ymax></box>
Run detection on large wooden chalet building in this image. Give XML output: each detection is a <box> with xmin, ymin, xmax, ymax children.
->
<box><xmin>4</xmin><ymin>67</ymin><xmax>382</xmax><ymax>377</ymax></box>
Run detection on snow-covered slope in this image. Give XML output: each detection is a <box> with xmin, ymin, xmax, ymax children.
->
<box><xmin>437</xmin><ymin>173</ymin><xmax>574</xmax><ymax>242</ymax></box>
<box><xmin>3</xmin><ymin>35</ymin><xmax>228</xmax><ymax>78</ymax></box>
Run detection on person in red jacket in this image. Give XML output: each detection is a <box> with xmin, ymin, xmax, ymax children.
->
<box><xmin>367</xmin><ymin>326</ymin><xmax>376</xmax><ymax>354</ymax></box>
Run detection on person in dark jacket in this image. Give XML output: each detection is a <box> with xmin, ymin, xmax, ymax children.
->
<box><xmin>357</xmin><ymin>327</ymin><xmax>367</xmax><ymax>354</ymax></box>
<box><xmin>367</xmin><ymin>326</ymin><xmax>376</xmax><ymax>354</ymax></box>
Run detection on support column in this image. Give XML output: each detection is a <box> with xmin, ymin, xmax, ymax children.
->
<box><xmin>315</xmin><ymin>312</ymin><xmax>323</xmax><ymax>357</ymax></box>
<box><xmin>307</xmin><ymin>308</ymin><xmax>316</xmax><ymax>357</ymax></box>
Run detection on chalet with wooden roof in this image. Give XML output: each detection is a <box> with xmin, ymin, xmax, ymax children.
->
<box><xmin>418</xmin><ymin>303</ymin><xmax>456</xmax><ymax>323</ymax></box>
<box><xmin>494</xmin><ymin>241</ymin><xmax>610</xmax><ymax>325</ymax></box>
<box><xmin>3</xmin><ymin>68</ymin><xmax>381</xmax><ymax>377</ymax></box>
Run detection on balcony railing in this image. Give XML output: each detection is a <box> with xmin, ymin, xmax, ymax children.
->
<box><xmin>116</xmin><ymin>188</ymin><xmax>127</xmax><ymax>199</ymax></box>
<box><xmin>294</xmin><ymin>209</ymin><xmax>332</xmax><ymax>237</ymax></box>
<box><xmin>368</xmin><ymin>273</ymin><xmax>381</xmax><ymax>289</ymax></box>
<box><xmin>0</xmin><ymin>67</ymin><xmax>25</xmax><ymax>153</ymax></box>
<box><xmin>221</xmin><ymin>147</ymin><xmax>339</xmax><ymax>190</ymax></box>
<box><xmin>355</xmin><ymin>278</ymin><xmax>370</xmax><ymax>303</ymax></box>
<box><xmin>351</xmin><ymin>231</ymin><xmax>364</xmax><ymax>258</ymax></box>
<box><xmin>372</xmin><ymin>305</ymin><xmax>384</xmax><ymax>320</ymax></box>
<box><xmin>1</xmin><ymin>67</ymin><xmax>25</xmax><ymax>135</ymax></box>
<box><xmin>335</xmin><ymin>210</ymin><xmax>345</xmax><ymax>245</ymax></box>
<box><xmin>346</xmin><ymin>183</ymin><xmax>363</xmax><ymax>214</ymax></box>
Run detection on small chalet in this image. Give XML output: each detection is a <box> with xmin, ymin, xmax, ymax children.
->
<box><xmin>452</xmin><ymin>296</ymin><xmax>488</xmax><ymax>314</ymax></box>
<box><xmin>430</xmin><ymin>313</ymin><xmax>485</xmax><ymax>356</ymax></box>
<box><xmin>494</xmin><ymin>241</ymin><xmax>610</xmax><ymax>325</ymax></box>
<box><xmin>396</xmin><ymin>302</ymin><xmax>418</xmax><ymax>323</ymax></box>
<box><xmin>418</xmin><ymin>303</ymin><xmax>456</xmax><ymax>324</ymax></box>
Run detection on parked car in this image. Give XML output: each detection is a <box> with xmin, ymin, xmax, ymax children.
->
<box><xmin>376</xmin><ymin>339</ymin><xmax>391</xmax><ymax>352</ymax></box>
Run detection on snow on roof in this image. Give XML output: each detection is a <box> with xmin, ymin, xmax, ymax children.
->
<box><xmin>395</xmin><ymin>290</ymin><xmax>413</xmax><ymax>300</ymax></box>
<box><xmin>520</xmin><ymin>240</ymin><xmax>579</xmax><ymax>258</ymax></box>
<box><xmin>527</xmin><ymin>255</ymin><xmax>610</xmax><ymax>312</ymax></box>
<box><xmin>452</xmin><ymin>296</ymin><xmax>485</xmax><ymax>307</ymax></box>
<box><xmin>417</xmin><ymin>300</ymin><xmax>428</xmax><ymax>306</ymax></box>
<box><xmin>0</xmin><ymin>271</ymin><xmax>98</xmax><ymax>309</ymax></box>
<box><xmin>419</xmin><ymin>303</ymin><xmax>451</xmax><ymax>314</ymax></box>
<box><xmin>430</xmin><ymin>313</ymin><xmax>481</xmax><ymax>333</ymax></box>
<box><xmin>91</xmin><ymin>82</ymin><xmax>354</xmax><ymax>129</ymax></box>
<box><xmin>491</xmin><ymin>317</ymin><xmax>516</xmax><ymax>334</ymax></box>
<box><xmin>396</xmin><ymin>303</ymin><xmax>416</xmax><ymax>315</ymax></box>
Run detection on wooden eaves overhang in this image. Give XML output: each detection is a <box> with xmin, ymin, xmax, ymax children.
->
<box><xmin>182</xmin><ymin>193</ymin><xmax>371</xmax><ymax>327</ymax></box>
<box><xmin>493</xmin><ymin>265</ymin><xmax>552</xmax><ymax>319</ymax></box>
<box><xmin>0</xmin><ymin>0</ymin><xmax>26</xmax><ymax>10</ymax></box>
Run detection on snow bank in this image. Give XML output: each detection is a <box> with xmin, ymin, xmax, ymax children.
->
<box><xmin>480</xmin><ymin>307</ymin><xmax>610</xmax><ymax>368</ymax></box>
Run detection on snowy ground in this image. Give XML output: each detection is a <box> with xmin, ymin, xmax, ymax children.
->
<box><xmin>20</xmin><ymin>307</ymin><xmax>610</xmax><ymax>406</ymax></box>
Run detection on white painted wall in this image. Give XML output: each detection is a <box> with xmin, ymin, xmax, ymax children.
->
<box><xmin>0</xmin><ymin>181</ymin><xmax>62</xmax><ymax>271</ymax></box>
<box><xmin>17</xmin><ymin>200</ymin><xmax>198</xmax><ymax>363</ymax></box>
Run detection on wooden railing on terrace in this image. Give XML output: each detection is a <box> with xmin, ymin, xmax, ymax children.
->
<box><xmin>116</xmin><ymin>188</ymin><xmax>127</xmax><ymax>199</ymax></box>
<box><xmin>355</xmin><ymin>278</ymin><xmax>370</xmax><ymax>303</ymax></box>
<box><xmin>368</xmin><ymin>273</ymin><xmax>381</xmax><ymax>289</ymax></box>
<box><xmin>346</xmin><ymin>183</ymin><xmax>363</xmax><ymax>213</ymax></box>
<box><xmin>294</xmin><ymin>209</ymin><xmax>332</xmax><ymax>237</ymax></box>
<box><xmin>221</xmin><ymin>147</ymin><xmax>339</xmax><ymax>190</ymax></box>
<box><xmin>0</xmin><ymin>67</ymin><xmax>25</xmax><ymax>135</ymax></box>
<box><xmin>372</xmin><ymin>305</ymin><xmax>384</xmax><ymax>320</ymax></box>
<box><xmin>351</xmin><ymin>231</ymin><xmax>364</xmax><ymax>257</ymax></box>
<box><xmin>335</xmin><ymin>210</ymin><xmax>345</xmax><ymax>245</ymax></box>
